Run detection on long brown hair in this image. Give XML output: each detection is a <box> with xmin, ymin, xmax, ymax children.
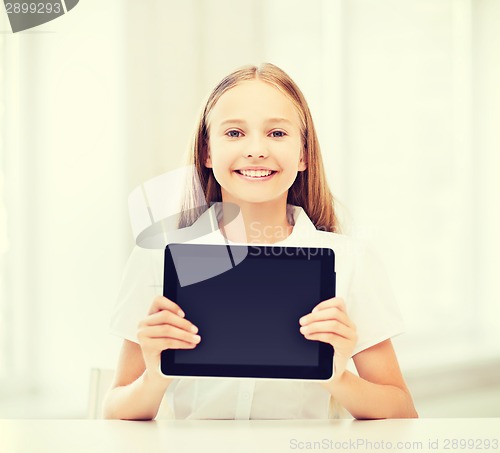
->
<box><xmin>179</xmin><ymin>63</ymin><xmax>339</xmax><ymax>233</ymax></box>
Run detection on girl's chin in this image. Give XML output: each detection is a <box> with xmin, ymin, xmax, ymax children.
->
<box><xmin>221</xmin><ymin>191</ymin><xmax>288</xmax><ymax>206</ymax></box>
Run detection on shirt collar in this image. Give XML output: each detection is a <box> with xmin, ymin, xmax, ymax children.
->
<box><xmin>182</xmin><ymin>202</ymin><xmax>317</xmax><ymax>246</ymax></box>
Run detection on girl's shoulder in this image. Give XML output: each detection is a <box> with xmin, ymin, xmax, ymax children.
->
<box><xmin>300</xmin><ymin>227</ymin><xmax>364</xmax><ymax>254</ymax></box>
<box><xmin>304</xmin><ymin>229</ymin><xmax>384</xmax><ymax>274</ymax></box>
<box><xmin>291</xmin><ymin>205</ymin><xmax>365</xmax><ymax>255</ymax></box>
<box><xmin>123</xmin><ymin>244</ymin><xmax>164</xmax><ymax>275</ymax></box>
<box><xmin>316</xmin><ymin>229</ymin><xmax>356</xmax><ymax>245</ymax></box>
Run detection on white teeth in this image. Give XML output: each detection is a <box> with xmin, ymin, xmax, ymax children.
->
<box><xmin>239</xmin><ymin>169</ymin><xmax>273</xmax><ymax>178</ymax></box>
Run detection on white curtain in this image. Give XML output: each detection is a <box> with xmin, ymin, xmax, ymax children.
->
<box><xmin>1</xmin><ymin>2</ymin><xmax>128</xmax><ymax>415</ymax></box>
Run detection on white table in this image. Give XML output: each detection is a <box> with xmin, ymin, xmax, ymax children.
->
<box><xmin>1</xmin><ymin>418</ymin><xmax>499</xmax><ymax>453</ymax></box>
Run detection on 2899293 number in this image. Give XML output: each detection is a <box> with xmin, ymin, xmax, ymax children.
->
<box><xmin>443</xmin><ymin>438</ymin><xmax>499</xmax><ymax>450</ymax></box>
<box><xmin>5</xmin><ymin>2</ymin><xmax>62</xmax><ymax>14</ymax></box>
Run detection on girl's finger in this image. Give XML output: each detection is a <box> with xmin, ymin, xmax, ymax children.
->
<box><xmin>300</xmin><ymin>319</ymin><xmax>355</xmax><ymax>341</ymax></box>
<box><xmin>300</xmin><ymin>306</ymin><xmax>346</xmax><ymax>325</ymax></box>
<box><xmin>139</xmin><ymin>324</ymin><xmax>201</xmax><ymax>344</ymax></box>
<box><xmin>303</xmin><ymin>332</ymin><xmax>355</xmax><ymax>351</ymax></box>
<box><xmin>144</xmin><ymin>337</ymin><xmax>199</xmax><ymax>351</ymax></box>
<box><xmin>141</xmin><ymin>310</ymin><xmax>198</xmax><ymax>333</ymax></box>
<box><xmin>312</xmin><ymin>297</ymin><xmax>346</xmax><ymax>313</ymax></box>
<box><xmin>148</xmin><ymin>295</ymin><xmax>185</xmax><ymax>317</ymax></box>
<box><xmin>300</xmin><ymin>306</ymin><xmax>355</xmax><ymax>330</ymax></box>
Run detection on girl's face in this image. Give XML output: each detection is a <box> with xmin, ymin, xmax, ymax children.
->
<box><xmin>205</xmin><ymin>80</ymin><xmax>307</xmax><ymax>206</ymax></box>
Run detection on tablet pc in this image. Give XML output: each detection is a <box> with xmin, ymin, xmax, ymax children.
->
<box><xmin>161</xmin><ymin>244</ymin><xmax>335</xmax><ymax>380</ymax></box>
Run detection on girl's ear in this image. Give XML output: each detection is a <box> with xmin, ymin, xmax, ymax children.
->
<box><xmin>298</xmin><ymin>153</ymin><xmax>307</xmax><ymax>172</ymax></box>
<box><xmin>204</xmin><ymin>146</ymin><xmax>213</xmax><ymax>168</ymax></box>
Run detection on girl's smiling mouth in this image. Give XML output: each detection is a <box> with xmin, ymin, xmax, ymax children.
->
<box><xmin>234</xmin><ymin>168</ymin><xmax>278</xmax><ymax>180</ymax></box>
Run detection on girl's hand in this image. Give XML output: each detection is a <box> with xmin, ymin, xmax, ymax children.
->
<box><xmin>137</xmin><ymin>295</ymin><xmax>201</xmax><ymax>379</ymax></box>
<box><xmin>299</xmin><ymin>297</ymin><xmax>357</xmax><ymax>380</ymax></box>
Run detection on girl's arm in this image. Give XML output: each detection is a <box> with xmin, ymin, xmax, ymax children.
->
<box><xmin>103</xmin><ymin>296</ymin><xmax>200</xmax><ymax>420</ymax></box>
<box><xmin>300</xmin><ymin>297</ymin><xmax>417</xmax><ymax>419</ymax></box>
<box><xmin>103</xmin><ymin>339</ymin><xmax>172</xmax><ymax>420</ymax></box>
<box><xmin>321</xmin><ymin>339</ymin><xmax>418</xmax><ymax>419</ymax></box>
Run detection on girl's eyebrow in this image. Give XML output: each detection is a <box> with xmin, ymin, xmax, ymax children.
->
<box><xmin>266</xmin><ymin>117</ymin><xmax>294</xmax><ymax>126</ymax></box>
<box><xmin>218</xmin><ymin>118</ymin><xmax>294</xmax><ymax>127</ymax></box>
<box><xmin>219</xmin><ymin>119</ymin><xmax>246</xmax><ymax>127</ymax></box>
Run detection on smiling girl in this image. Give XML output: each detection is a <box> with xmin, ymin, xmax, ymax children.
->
<box><xmin>104</xmin><ymin>63</ymin><xmax>418</xmax><ymax>420</ymax></box>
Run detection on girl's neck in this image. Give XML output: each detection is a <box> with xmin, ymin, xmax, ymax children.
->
<box><xmin>217</xmin><ymin>199</ymin><xmax>293</xmax><ymax>244</ymax></box>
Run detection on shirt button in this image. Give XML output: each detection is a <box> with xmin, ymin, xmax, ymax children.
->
<box><xmin>242</xmin><ymin>392</ymin><xmax>249</xmax><ymax>400</ymax></box>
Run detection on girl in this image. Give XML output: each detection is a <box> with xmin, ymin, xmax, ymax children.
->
<box><xmin>104</xmin><ymin>63</ymin><xmax>418</xmax><ymax>420</ymax></box>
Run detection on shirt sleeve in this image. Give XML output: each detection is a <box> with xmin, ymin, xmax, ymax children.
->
<box><xmin>109</xmin><ymin>246</ymin><xmax>164</xmax><ymax>343</ymax></box>
<box><xmin>346</xmin><ymin>241</ymin><xmax>405</xmax><ymax>356</ymax></box>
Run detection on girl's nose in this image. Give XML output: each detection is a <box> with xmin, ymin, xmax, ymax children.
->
<box><xmin>244</xmin><ymin>136</ymin><xmax>269</xmax><ymax>159</ymax></box>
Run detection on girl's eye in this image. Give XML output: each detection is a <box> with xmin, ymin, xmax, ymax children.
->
<box><xmin>226</xmin><ymin>130</ymin><xmax>242</xmax><ymax>138</ymax></box>
<box><xmin>270</xmin><ymin>130</ymin><xmax>286</xmax><ymax>138</ymax></box>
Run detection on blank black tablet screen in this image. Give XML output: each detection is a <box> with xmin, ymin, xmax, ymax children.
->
<box><xmin>162</xmin><ymin>244</ymin><xmax>335</xmax><ymax>379</ymax></box>
<box><xmin>175</xmin><ymin>257</ymin><xmax>320</xmax><ymax>366</ymax></box>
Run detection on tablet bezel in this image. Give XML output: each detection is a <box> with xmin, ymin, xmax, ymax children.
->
<box><xmin>160</xmin><ymin>244</ymin><xmax>335</xmax><ymax>381</ymax></box>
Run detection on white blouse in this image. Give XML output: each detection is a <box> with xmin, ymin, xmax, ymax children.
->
<box><xmin>109</xmin><ymin>203</ymin><xmax>405</xmax><ymax>420</ymax></box>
